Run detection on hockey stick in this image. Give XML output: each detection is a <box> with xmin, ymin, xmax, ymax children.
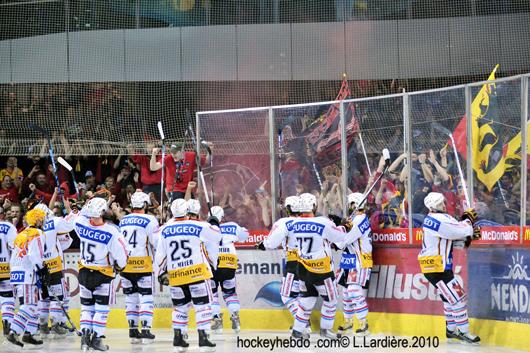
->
<box><xmin>349</xmin><ymin>149</ymin><xmax>391</xmax><ymax>218</ymax></box>
<box><xmin>57</xmin><ymin>157</ymin><xmax>80</xmax><ymax>200</ymax></box>
<box><xmin>50</xmin><ymin>295</ymin><xmax>82</xmax><ymax>336</ymax></box>
<box><xmin>157</xmin><ymin>121</ymin><xmax>166</xmax><ymax>220</ymax></box>
<box><xmin>29</xmin><ymin>123</ymin><xmax>63</xmax><ymax>201</ymax></box>
<box><xmin>201</xmin><ymin>140</ymin><xmax>214</xmax><ymax>205</ymax></box>
<box><xmin>185</xmin><ymin>111</ymin><xmax>213</xmax><ymax>217</ymax></box>
<box><xmin>358</xmin><ymin>132</ymin><xmax>372</xmax><ymax>177</ymax></box>
<box><xmin>277</xmin><ymin>127</ymin><xmax>284</xmax><ymax>217</ymax></box>
<box><xmin>432</xmin><ymin>123</ymin><xmax>471</xmax><ymax>209</ymax></box>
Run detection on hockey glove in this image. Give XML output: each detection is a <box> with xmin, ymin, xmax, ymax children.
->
<box><xmin>255</xmin><ymin>241</ymin><xmax>266</xmax><ymax>251</ymax></box>
<box><xmin>36</xmin><ymin>265</ymin><xmax>51</xmax><ymax>288</ymax></box>
<box><xmin>207</xmin><ymin>216</ymin><xmax>220</xmax><ymax>227</ymax></box>
<box><xmin>158</xmin><ymin>271</ymin><xmax>169</xmax><ymax>286</ymax></box>
<box><xmin>328</xmin><ymin>214</ymin><xmax>342</xmax><ymax>227</ymax></box>
<box><xmin>341</xmin><ymin>218</ymin><xmax>353</xmax><ymax>232</ymax></box>
<box><xmin>472</xmin><ymin>225</ymin><xmax>481</xmax><ymax>240</ymax></box>
<box><xmin>461</xmin><ymin>208</ymin><xmax>478</xmax><ymax>225</ymax></box>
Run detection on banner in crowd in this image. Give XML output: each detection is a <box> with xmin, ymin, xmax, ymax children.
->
<box><xmin>468</xmin><ymin>247</ymin><xmax>530</xmax><ymax>324</ymax></box>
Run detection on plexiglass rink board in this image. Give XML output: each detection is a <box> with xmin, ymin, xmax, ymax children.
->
<box><xmin>198</xmin><ymin>108</ymin><xmax>272</xmax><ymax>231</ymax></box>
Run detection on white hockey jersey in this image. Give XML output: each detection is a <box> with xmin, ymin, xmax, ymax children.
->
<box><xmin>218</xmin><ymin>221</ymin><xmax>249</xmax><ymax>269</ymax></box>
<box><xmin>0</xmin><ymin>221</ymin><xmax>17</xmax><ymax>281</ymax></box>
<box><xmin>41</xmin><ymin>214</ymin><xmax>75</xmax><ymax>274</ymax></box>
<box><xmin>264</xmin><ymin>217</ymin><xmax>299</xmax><ymax>262</ymax></box>
<box><xmin>155</xmin><ymin>219</ymin><xmax>222</xmax><ymax>286</ymax></box>
<box><xmin>289</xmin><ymin>216</ymin><xmax>348</xmax><ymax>274</ymax></box>
<box><xmin>418</xmin><ymin>212</ymin><xmax>473</xmax><ymax>273</ymax></box>
<box><xmin>340</xmin><ymin>213</ymin><xmax>373</xmax><ymax>270</ymax></box>
<box><xmin>9</xmin><ymin>228</ymin><xmax>46</xmax><ymax>285</ymax></box>
<box><xmin>119</xmin><ymin>212</ymin><xmax>159</xmax><ymax>274</ymax></box>
<box><xmin>75</xmin><ymin>216</ymin><xmax>128</xmax><ymax>278</ymax></box>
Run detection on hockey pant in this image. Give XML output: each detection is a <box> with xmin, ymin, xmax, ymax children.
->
<box><xmin>79</xmin><ymin>268</ymin><xmax>113</xmax><ymax>338</ymax></box>
<box><xmin>0</xmin><ymin>280</ymin><xmax>15</xmax><ymax>327</ymax></box>
<box><xmin>293</xmin><ymin>267</ymin><xmax>338</xmax><ymax>333</ymax></box>
<box><xmin>10</xmin><ymin>284</ymin><xmax>39</xmax><ymax>335</ymax></box>
<box><xmin>337</xmin><ymin>268</ymin><xmax>370</xmax><ymax>321</ymax></box>
<box><xmin>425</xmin><ymin>270</ymin><xmax>469</xmax><ymax>333</ymax></box>
<box><xmin>122</xmin><ymin>273</ymin><xmax>154</xmax><ymax>329</ymax></box>
<box><xmin>211</xmin><ymin>268</ymin><xmax>240</xmax><ymax>316</ymax></box>
<box><xmin>281</xmin><ymin>260</ymin><xmax>300</xmax><ymax>318</ymax></box>
<box><xmin>38</xmin><ymin>272</ymin><xmax>69</xmax><ymax>326</ymax></box>
<box><xmin>170</xmin><ymin>280</ymin><xmax>213</xmax><ymax>334</ymax></box>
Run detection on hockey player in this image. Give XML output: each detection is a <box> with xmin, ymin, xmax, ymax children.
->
<box><xmin>256</xmin><ymin>196</ymin><xmax>301</xmax><ymax>323</ymax></box>
<box><xmin>209</xmin><ymin>205</ymin><xmax>249</xmax><ymax>334</ymax></box>
<box><xmin>119</xmin><ymin>191</ymin><xmax>159</xmax><ymax>344</ymax></box>
<box><xmin>288</xmin><ymin>193</ymin><xmax>352</xmax><ymax>339</ymax></box>
<box><xmin>0</xmin><ymin>210</ymin><xmax>17</xmax><ymax>338</ymax></box>
<box><xmin>418</xmin><ymin>192</ymin><xmax>480</xmax><ymax>344</ymax></box>
<box><xmin>34</xmin><ymin>203</ymin><xmax>75</xmax><ymax>338</ymax></box>
<box><xmin>155</xmin><ymin>199</ymin><xmax>222</xmax><ymax>352</ymax></box>
<box><xmin>187</xmin><ymin>199</ymin><xmax>202</xmax><ymax>221</ymax></box>
<box><xmin>336</xmin><ymin>193</ymin><xmax>372</xmax><ymax>335</ymax></box>
<box><xmin>6</xmin><ymin>209</ymin><xmax>48</xmax><ymax>348</ymax></box>
<box><xmin>76</xmin><ymin>197</ymin><xmax>128</xmax><ymax>351</ymax></box>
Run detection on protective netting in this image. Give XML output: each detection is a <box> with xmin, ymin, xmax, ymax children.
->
<box><xmin>1</xmin><ymin>1</ymin><xmax>530</xmax><ymax>155</ymax></box>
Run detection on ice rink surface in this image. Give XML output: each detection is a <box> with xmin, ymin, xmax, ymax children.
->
<box><xmin>1</xmin><ymin>330</ymin><xmax>527</xmax><ymax>353</ymax></box>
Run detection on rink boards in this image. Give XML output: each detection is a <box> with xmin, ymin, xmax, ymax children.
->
<box><xmin>60</xmin><ymin>247</ymin><xmax>530</xmax><ymax>351</ymax></box>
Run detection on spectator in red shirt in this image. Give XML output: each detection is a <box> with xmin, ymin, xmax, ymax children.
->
<box><xmin>131</xmin><ymin>143</ymin><xmax>162</xmax><ymax>199</ymax></box>
<box><xmin>149</xmin><ymin>144</ymin><xmax>211</xmax><ymax>200</ymax></box>
<box><xmin>0</xmin><ymin>175</ymin><xmax>19</xmax><ymax>202</ymax></box>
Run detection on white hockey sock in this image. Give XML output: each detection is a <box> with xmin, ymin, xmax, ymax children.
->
<box><xmin>140</xmin><ymin>294</ymin><xmax>154</xmax><ymax>329</ymax></box>
<box><xmin>342</xmin><ymin>287</ymin><xmax>354</xmax><ymax>320</ymax></box>
<box><xmin>50</xmin><ymin>301</ymin><xmax>66</xmax><ymax>324</ymax></box>
<box><xmin>0</xmin><ymin>296</ymin><xmax>15</xmax><ymax>325</ymax></box>
<box><xmin>282</xmin><ymin>296</ymin><xmax>299</xmax><ymax>318</ymax></box>
<box><xmin>211</xmin><ymin>288</ymin><xmax>221</xmax><ymax>317</ymax></box>
<box><xmin>443</xmin><ymin>302</ymin><xmax>456</xmax><ymax>331</ymax></box>
<box><xmin>293</xmin><ymin>296</ymin><xmax>316</xmax><ymax>333</ymax></box>
<box><xmin>92</xmin><ymin>304</ymin><xmax>109</xmax><ymax>337</ymax></box>
<box><xmin>348</xmin><ymin>284</ymin><xmax>368</xmax><ymax>321</ymax></box>
<box><xmin>223</xmin><ymin>293</ymin><xmax>240</xmax><ymax>315</ymax></box>
<box><xmin>125</xmin><ymin>293</ymin><xmax>140</xmax><ymax>328</ymax></box>
<box><xmin>80</xmin><ymin>305</ymin><xmax>95</xmax><ymax>332</ymax></box>
<box><xmin>451</xmin><ymin>301</ymin><xmax>469</xmax><ymax>333</ymax></box>
<box><xmin>38</xmin><ymin>299</ymin><xmax>50</xmax><ymax>325</ymax></box>
<box><xmin>320</xmin><ymin>301</ymin><xmax>337</xmax><ymax>330</ymax></box>
<box><xmin>11</xmin><ymin>305</ymin><xmax>32</xmax><ymax>335</ymax></box>
<box><xmin>25</xmin><ymin>305</ymin><xmax>39</xmax><ymax>335</ymax></box>
<box><xmin>172</xmin><ymin>304</ymin><xmax>190</xmax><ymax>331</ymax></box>
<box><xmin>195</xmin><ymin>303</ymin><xmax>212</xmax><ymax>331</ymax></box>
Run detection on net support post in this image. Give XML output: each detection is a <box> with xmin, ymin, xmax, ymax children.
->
<box><xmin>269</xmin><ymin>107</ymin><xmax>278</xmax><ymax>224</ymax></box>
<box><xmin>340</xmin><ymin>101</ymin><xmax>348</xmax><ymax>218</ymax></box>
<box><xmin>196</xmin><ymin>112</ymin><xmax>202</xmax><ymax>197</ymax></box>
<box><xmin>403</xmin><ymin>93</ymin><xmax>413</xmax><ymax>244</ymax></box>
<box><xmin>520</xmin><ymin>76</ymin><xmax>529</xmax><ymax>239</ymax></box>
<box><xmin>465</xmin><ymin>85</ymin><xmax>474</xmax><ymax>207</ymax></box>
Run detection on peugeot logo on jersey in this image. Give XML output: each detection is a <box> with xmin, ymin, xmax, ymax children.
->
<box><xmin>358</xmin><ymin>217</ymin><xmax>371</xmax><ymax>234</ymax></box>
<box><xmin>162</xmin><ymin>224</ymin><xmax>202</xmax><ymax>238</ymax></box>
<box><xmin>423</xmin><ymin>216</ymin><xmax>441</xmax><ymax>231</ymax></box>
<box><xmin>76</xmin><ymin>224</ymin><xmax>113</xmax><ymax>244</ymax></box>
<box><xmin>221</xmin><ymin>225</ymin><xmax>237</xmax><ymax>235</ymax></box>
<box><xmin>0</xmin><ymin>224</ymin><xmax>11</xmax><ymax>234</ymax></box>
<box><xmin>291</xmin><ymin>222</ymin><xmax>324</xmax><ymax>235</ymax></box>
<box><xmin>120</xmin><ymin>216</ymin><xmax>150</xmax><ymax>228</ymax></box>
<box><xmin>43</xmin><ymin>220</ymin><xmax>55</xmax><ymax>232</ymax></box>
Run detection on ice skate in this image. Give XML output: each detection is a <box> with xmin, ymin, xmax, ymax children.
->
<box><xmin>140</xmin><ymin>328</ymin><xmax>155</xmax><ymax>344</ymax></box>
<box><xmin>446</xmin><ymin>328</ymin><xmax>460</xmax><ymax>343</ymax></box>
<box><xmin>456</xmin><ymin>330</ymin><xmax>481</xmax><ymax>345</ymax></box>
<box><xmin>173</xmin><ymin>329</ymin><xmax>189</xmax><ymax>353</ymax></box>
<box><xmin>22</xmin><ymin>332</ymin><xmax>44</xmax><ymax>347</ymax></box>
<box><xmin>211</xmin><ymin>314</ymin><xmax>223</xmax><ymax>334</ymax></box>
<box><xmin>129</xmin><ymin>328</ymin><xmax>141</xmax><ymax>344</ymax></box>
<box><xmin>2</xmin><ymin>320</ymin><xmax>10</xmax><ymax>337</ymax></box>
<box><xmin>51</xmin><ymin>322</ymin><xmax>68</xmax><ymax>339</ymax></box>
<box><xmin>80</xmin><ymin>329</ymin><xmax>91</xmax><ymax>352</ymax></box>
<box><xmin>320</xmin><ymin>328</ymin><xmax>341</xmax><ymax>339</ymax></box>
<box><xmin>6</xmin><ymin>331</ymin><xmax>24</xmax><ymax>348</ymax></box>
<box><xmin>89</xmin><ymin>332</ymin><xmax>109</xmax><ymax>351</ymax></box>
<box><xmin>198</xmin><ymin>329</ymin><xmax>216</xmax><ymax>352</ymax></box>
<box><xmin>338</xmin><ymin>318</ymin><xmax>354</xmax><ymax>333</ymax></box>
<box><xmin>38</xmin><ymin>323</ymin><xmax>50</xmax><ymax>338</ymax></box>
<box><xmin>230</xmin><ymin>312</ymin><xmax>240</xmax><ymax>333</ymax></box>
<box><xmin>291</xmin><ymin>329</ymin><xmax>310</xmax><ymax>340</ymax></box>
<box><xmin>355</xmin><ymin>319</ymin><xmax>369</xmax><ymax>336</ymax></box>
